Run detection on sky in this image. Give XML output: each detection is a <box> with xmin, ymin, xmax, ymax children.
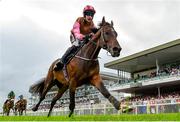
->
<box><xmin>0</xmin><ymin>0</ymin><xmax>180</xmax><ymax>112</ymax></box>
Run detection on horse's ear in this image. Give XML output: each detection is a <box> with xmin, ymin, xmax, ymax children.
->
<box><xmin>102</xmin><ymin>16</ymin><xmax>106</xmax><ymax>25</ymax></box>
<box><xmin>111</xmin><ymin>20</ymin><xmax>114</xmax><ymax>26</ymax></box>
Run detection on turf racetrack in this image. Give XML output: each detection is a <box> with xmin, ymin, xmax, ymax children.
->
<box><xmin>0</xmin><ymin>113</ymin><xmax>180</xmax><ymax>121</ymax></box>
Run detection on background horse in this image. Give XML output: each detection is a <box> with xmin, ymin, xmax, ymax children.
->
<box><xmin>3</xmin><ymin>99</ymin><xmax>14</xmax><ymax>116</ymax></box>
<box><xmin>15</xmin><ymin>99</ymin><xmax>27</xmax><ymax>116</ymax></box>
<box><xmin>29</xmin><ymin>17</ymin><xmax>122</xmax><ymax>117</ymax></box>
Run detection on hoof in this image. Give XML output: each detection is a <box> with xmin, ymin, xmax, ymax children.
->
<box><xmin>122</xmin><ymin>106</ymin><xmax>133</xmax><ymax>113</ymax></box>
<box><xmin>68</xmin><ymin>111</ymin><xmax>73</xmax><ymax>117</ymax></box>
<box><xmin>47</xmin><ymin>112</ymin><xmax>51</xmax><ymax>117</ymax></box>
<box><xmin>32</xmin><ymin>106</ymin><xmax>38</xmax><ymax>111</ymax></box>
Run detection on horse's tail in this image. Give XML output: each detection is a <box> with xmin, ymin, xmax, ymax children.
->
<box><xmin>29</xmin><ymin>77</ymin><xmax>46</xmax><ymax>95</ymax></box>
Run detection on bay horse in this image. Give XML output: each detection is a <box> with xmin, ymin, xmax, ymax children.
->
<box><xmin>29</xmin><ymin>17</ymin><xmax>122</xmax><ymax>117</ymax></box>
<box><xmin>14</xmin><ymin>99</ymin><xmax>27</xmax><ymax>116</ymax></box>
<box><xmin>3</xmin><ymin>99</ymin><xmax>14</xmax><ymax>116</ymax></box>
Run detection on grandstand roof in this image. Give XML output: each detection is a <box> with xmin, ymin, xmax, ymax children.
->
<box><xmin>100</xmin><ymin>72</ymin><xmax>119</xmax><ymax>81</ymax></box>
<box><xmin>104</xmin><ymin>39</ymin><xmax>180</xmax><ymax>73</ymax></box>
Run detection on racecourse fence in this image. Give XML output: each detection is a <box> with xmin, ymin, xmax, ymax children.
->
<box><xmin>25</xmin><ymin>99</ymin><xmax>180</xmax><ymax>116</ymax></box>
<box><xmin>1</xmin><ymin>99</ymin><xmax>180</xmax><ymax>116</ymax></box>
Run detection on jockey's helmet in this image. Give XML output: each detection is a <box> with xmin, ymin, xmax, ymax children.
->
<box><xmin>83</xmin><ymin>5</ymin><xmax>96</xmax><ymax>17</ymax></box>
<box><xmin>8</xmin><ymin>91</ymin><xmax>15</xmax><ymax>99</ymax></box>
<box><xmin>19</xmin><ymin>95</ymin><xmax>23</xmax><ymax>99</ymax></box>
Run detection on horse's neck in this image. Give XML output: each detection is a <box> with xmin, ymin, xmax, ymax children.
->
<box><xmin>78</xmin><ymin>39</ymin><xmax>101</xmax><ymax>59</ymax></box>
<box><xmin>7</xmin><ymin>99</ymin><xmax>13</xmax><ymax>103</ymax></box>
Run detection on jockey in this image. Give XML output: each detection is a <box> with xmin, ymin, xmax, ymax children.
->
<box><xmin>19</xmin><ymin>95</ymin><xmax>23</xmax><ymax>100</ymax></box>
<box><xmin>8</xmin><ymin>91</ymin><xmax>15</xmax><ymax>100</ymax></box>
<box><xmin>54</xmin><ymin>5</ymin><xmax>98</xmax><ymax>71</ymax></box>
<box><xmin>5</xmin><ymin>91</ymin><xmax>15</xmax><ymax>104</ymax></box>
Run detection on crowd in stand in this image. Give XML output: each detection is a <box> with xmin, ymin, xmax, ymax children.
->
<box><xmin>126</xmin><ymin>63</ymin><xmax>180</xmax><ymax>84</ymax></box>
<box><xmin>121</xmin><ymin>91</ymin><xmax>180</xmax><ymax>106</ymax></box>
<box><xmin>135</xmin><ymin>64</ymin><xmax>179</xmax><ymax>81</ymax></box>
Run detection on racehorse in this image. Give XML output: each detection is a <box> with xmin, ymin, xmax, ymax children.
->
<box><xmin>3</xmin><ymin>99</ymin><xmax>14</xmax><ymax>116</ymax></box>
<box><xmin>14</xmin><ymin>99</ymin><xmax>27</xmax><ymax>116</ymax></box>
<box><xmin>29</xmin><ymin>17</ymin><xmax>123</xmax><ymax>117</ymax></box>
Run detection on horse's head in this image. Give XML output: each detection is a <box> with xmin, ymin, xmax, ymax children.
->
<box><xmin>94</xmin><ymin>17</ymin><xmax>121</xmax><ymax>57</ymax></box>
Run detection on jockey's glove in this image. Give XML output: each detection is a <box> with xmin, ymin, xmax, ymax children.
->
<box><xmin>91</xmin><ymin>28</ymin><xmax>99</xmax><ymax>34</ymax></box>
<box><xmin>83</xmin><ymin>35</ymin><xmax>91</xmax><ymax>44</ymax></box>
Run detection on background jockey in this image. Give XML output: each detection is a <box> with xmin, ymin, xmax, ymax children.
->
<box><xmin>4</xmin><ymin>91</ymin><xmax>15</xmax><ymax>104</ymax></box>
<box><xmin>8</xmin><ymin>91</ymin><xmax>15</xmax><ymax>100</ymax></box>
<box><xmin>19</xmin><ymin>95</ymin><xmax>23</xmax><ymax>100</ymax></box>
<box><xmin>54</xmin><ymin>5</ymin><xmax>98</xmax><ymax>71</ymax></box>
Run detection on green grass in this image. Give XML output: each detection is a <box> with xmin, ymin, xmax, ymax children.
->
<box><xmin>1</xmin><ymin>113</ymin><xmax>180</xmax><ymax>121</ymax></box>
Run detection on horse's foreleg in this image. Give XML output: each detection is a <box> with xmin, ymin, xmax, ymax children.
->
<box><xmin>68</xmin><ymin>84</ymin><xmax>76</xmax><ymax>117</ymax></box>
<box><xmin>18</xmin><ymin>110</ymin><xmax>20</xmax><ymax>116</ymax></box>
<box><xmin>12</xmin><ymin>108</ymin><xmax>15</xmax><ymax>115</ymax></box>
<box><xmin>14</xmin><ymin>108</ymin><xmax>17</xmax><ymax>116</ymax></box>
<box><xmin>24</xmin><ymin>109</ymin><xmax>26</xmax><ymax>115</ymax></box>
<box><xmin>47</xmin><ymin>84</ymin><xmax>68</xmax><ymax>117</ymax></box>
<box><xmin>18</xmin><ymin>110</ymin><xmax>21</xmax><ymax>116</ymax></box>
<box><xmin>20</xmin><ymin>110</ymin><xmax>23</xmax><ymax>116</ymax></box>
<box><xmin>32</xmin><ymin>81</ymin><xmax>55</xmax><ymax>111</ymax></box>
<box><xmin>2</xmin><ymin>109</ymin><xmax>4</xmax><ymax>116</ymax></box>
<box><xmin>90</xmin><ymin>75</ymin><xmax>120</xmax><ymax>110</ymax></box>
<box><xmin>7</xmin><ymin>109</ymin><xmax>10</xmax><ymax>116</ymax></box>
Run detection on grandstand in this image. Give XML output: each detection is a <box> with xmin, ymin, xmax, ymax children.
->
<box><xmin>105</xmin><ymin>38</ymin><xmax>180</xmax><ymax>114</ymax></box>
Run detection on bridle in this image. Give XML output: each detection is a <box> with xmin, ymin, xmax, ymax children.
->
<box><xmin>75</xmin><ymin>24</ymin><xmax>115</xmax><ymax>61</ymax></box>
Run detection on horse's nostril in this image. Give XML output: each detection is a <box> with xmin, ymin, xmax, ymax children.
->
<box><xmin>113</xmin><ymin>47</ymin><xmax>120</xmax><ymax>52</ymax></box>
<box><xmin>103</xmin><ymin>45</ymin><xmax>107</xmax><ymax>49</ymax></box>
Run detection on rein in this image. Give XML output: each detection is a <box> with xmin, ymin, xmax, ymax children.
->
<box><xmin>75</xmin><ymin>55</ymin><xmax>98</xmax><ymax>61</ymax></box>
<box><xmin>76</xmin><ymin>28</ymin><xmax>105</xmax><ymax>61</ymax></box>
<box><xmin>88</xmin><ymin>27</ymin><xmax>105</xmax><ymax>46</ymax></box>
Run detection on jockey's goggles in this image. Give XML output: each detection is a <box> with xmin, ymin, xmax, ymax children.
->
<box><xmin>84</xmin><ymin>11</ymin><xmax>95</xmax><ymax>17</ymax></box>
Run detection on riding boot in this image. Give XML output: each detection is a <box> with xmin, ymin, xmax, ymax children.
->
<box><xmin>54</xmin><ymin>45</ymin><xmax>79</xmax><ymax>71</ymax></box>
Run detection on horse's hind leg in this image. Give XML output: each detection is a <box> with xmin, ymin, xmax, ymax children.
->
<box><xmin>47</xmin><ymin>83</ymin><xmax>68</xmax><ymax>117</ymax></box>
<box><xmin>68</xmin><ymin>85</ymin><xmax>76</xmax><ymax>117</ymax></box>
<box><xmin>32</xmin><ymin>80</ymin><xmax>55</xmax><ymax>111</ymax></box>
<box><xmin>90</xmin><ymin>74</ymin><xmax>121</xmax><ymax>110</ymax></box>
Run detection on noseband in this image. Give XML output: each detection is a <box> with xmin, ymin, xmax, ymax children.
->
<box><xmin>90</xmin><ymin>25</ymin><xmax>115</xmax><ymax>55</ymax></box>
